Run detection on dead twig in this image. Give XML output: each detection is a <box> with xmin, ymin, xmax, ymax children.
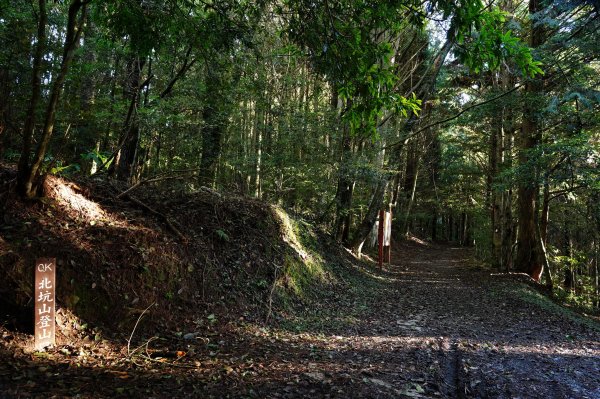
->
<box><xmin>126</xmin><ymin>302</ymin><xmax>155</xmax><ymax>357</ymax></box>
<box><xmin>265</xmin><ymin>262</ymin><xmax>283</xmax><ymax>324</ymax></box>
<box><xmin>128</xmin><ymin>336</ymin><xmax>159</xmax><ymax>359</ymax></box>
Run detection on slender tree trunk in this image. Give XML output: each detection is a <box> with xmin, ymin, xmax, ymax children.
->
<box><xmin>102</xmin><ymin>52</ymin><xmax>121</xmax><ymax>152</ymax></box>
<box><xmin>254</xmin><ymin>113</ymin><xmax>263</xmax><ymax>198</ymax></box>
<box><xmin>78</xmin><ymin>24</ymin><xmax>98</xmax><ymax>173</ymax></box>
<box><xmin>501</xmin><ymin>110</ymin><xmax>515</xmax><ymax>271</ymax></box>
<box><xmin>20</xmin><ymin>0</ymin><xmax>88</xmax><ymax>198</ymax></box>
<box><xmin>0</xmin><ymin>65</ymin><xmax>11</xmax><ymax>159</ymax></box>
<box><xmin>562</xmin><ymin>214</ymin><xmax>574</xmax><ymax>290</ymax></box>
<box><xmin>333</xmin><ymin>98</ymin><xmax>355</xmax><ymax>242</ymax></box>
<box><xmin>199</xmin><ymin>60</ymin><xmax>229</xmax><ymax>187</ymax></box>
<box><xmin>199</xmin><ymin>106</ymin><xmax>224</xmax><ymax>187</ymax></box>
<box><xmin>350</xmin><ymin>137</ymin><xmax>389</xmax><ymax>253</ymax></box>
<box><xmin>594</xmin><ymin>240</ymin><xmax>599</xmax><ymax>308</ymax></box>
<box><xmin>350</xmin><ymin>178</ymin><xmax>388</xmax><ymax>255</ymax></box>
<box><xmin>538</xmin><ymin>223</ymin><xmax>553</xmax><ymax>288</ymax></box>
<box><xmin>461</xmin><ymin>211</ymin><xmax>467</xmax><ymax>246</ymax></box>
<box><xmin>16</xmin><ymin>0</ymin><xmax>47</xmax><ymax>195</ymax></box>
<box><xmin>593</xmin><ymin>193</ymin><xmax>600</xmax><ymax>308</ymax></box>
<box><xmin>111</xmin><ymin>56</ymin><xmax>144</xmax><ymax>182</ymax></box>
<box><xmin>490</xmin><ymin>118</ymin><xmax>502</xmax><ymax>268</ymax></box>
<box><xmin>540</xmin><ymin>179</ymin><xmax>550</xmax><ymax>245</ymax></box>
<box><xmin>402</xmin><ymin>145</ymin><xmax>419</xmax><ymax>236</ymax></box>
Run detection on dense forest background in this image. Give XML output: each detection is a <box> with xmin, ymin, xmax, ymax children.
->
<box><xmin>1</xmin><ymin>0</ymin><xmax>599</xmax><ymax>310</ymax></box>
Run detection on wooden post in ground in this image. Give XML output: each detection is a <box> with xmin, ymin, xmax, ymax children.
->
<box><xmin>378</xmin><ymin>208</ymin><xmax>384</xmax><ymax>268</ymax></box>
<box><xmin>34</xmin><ymin>258</ymin><xmax>56</xmax><ymax>350</ymax></box>
<box><xmin>384</xmin><ymin>207</ymin><xmax>392</xmax><ymax>265</ymax></box>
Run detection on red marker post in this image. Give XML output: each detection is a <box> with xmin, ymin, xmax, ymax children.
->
<box><xmin>34</xmin><ymin>258</ymin><xmax>56</xmax><ymax>350</ymax></box>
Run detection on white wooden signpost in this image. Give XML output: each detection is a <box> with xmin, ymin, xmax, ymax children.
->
<box><xmin>34</xmin><ymin>258</ymin><xmax>56</xmax><ymax>350</ymax></box>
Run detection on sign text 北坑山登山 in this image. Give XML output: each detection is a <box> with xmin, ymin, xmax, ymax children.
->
<box><xmin>34</xmin><ymin>258</ymin><xmax>56</xmax><ymax>350</ymax></box>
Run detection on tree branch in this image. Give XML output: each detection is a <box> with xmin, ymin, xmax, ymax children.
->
<box><xmin>384</xmin><ymin>84</ymin><xmax>523</xmax><ymax>150</ymax></box>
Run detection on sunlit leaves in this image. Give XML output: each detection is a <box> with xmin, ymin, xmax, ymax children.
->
<box><xmin>457</xmin><ymin>8</ymin><xmax>544</xmax><ymax>77</ymax></box>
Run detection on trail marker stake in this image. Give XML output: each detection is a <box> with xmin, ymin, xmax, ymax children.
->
<box><xmin>34</xmin><ymin>258</ymin><xmax>56</xmax><ymax>350</ymax></box>
<box><xmin>384</xmin><ymin>208</ymin><xmax>392</xmax><ymax>265</ymax></box>
<box><xmin>378</xmin><ymin>209</ymin><xmax>384</xmax><ymax>268</ymax></box>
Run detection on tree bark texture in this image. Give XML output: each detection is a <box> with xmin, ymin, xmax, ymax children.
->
<box><xmin>350</xmin><ymin>178</ymin><xmax>388</xmax><ymax>254</ymax></box>
<box><xmin>111</xmin><ymin>56</ymin><xmax>144</xmax><ymax>182</ymax></box>
<box><xmin>199</xmin><ymin>60</ymin><xmax>231</xmax><ymax>187</ymax></box>
<box><xmin>19</xmin><ymin>0</ymin><xmax>88</xmax><ymax>198</ymax></box>
<box><xmin>16</xmin><ymin>0</ymin><xmax>47</xmax><ymax>195</ymax></box>
<box><xmin>490</xmin><ymin>117</ymin><xmax>502</xmax><ymax>268</ymax></box>
<box><xmin>515</xmin><ymin>0</ymin><xmax>545</xmax><ymax>281</ymax></box>
<box><xmin>333</xmin><ymin>114</ymin><xmax>355</xmax><ymax>242</ymax></box>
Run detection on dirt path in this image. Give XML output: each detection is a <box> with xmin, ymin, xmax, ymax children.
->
<box><xmin>2</xmin><ymin>242</ymin><xmax>599</xmax><ymax>398</ymax></box>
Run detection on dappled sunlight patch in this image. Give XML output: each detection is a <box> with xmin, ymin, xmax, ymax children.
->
<box><xmin>407</xmin><ymin>235</ymin><xmax>430</xmax><ymax>246</ymax></box>
<box><xmin>501</xmin><ymin>284</ymin><xmax>600</xmax><ymax>331</ymax></box>
<box><xmin>43</xmin><ymin>175</ymin><xmax>158</xmax><ymax>236</ymax></box>
<box><xmin>0</xmin><ymin>306</ymin><xmax>124</xmax><ymax>362</ymax></box>
<box><xmin>272</xmin><ymin>206</ymin><xmax>330</xmax><ymax>297</ymax></box>
<box><xmin>485</xmin><ymin>343</ymin><xmax>600</xmax><ymax>357</ymax></box>
<box><xmin>273</xmin><ymin>207</ymin><xmax>314</xmax><ymax>262</ymax></box>
<box><xmin>355</xmin><ymin>269</ymin><xmax>398</xmax><ymax>283</ymax></box>
<box><xmin>235</xmin><ymin>321</ymin><xmax>436</xmax><ymax>352</ymax></box>
<box><xmin>393</xmin><ymin>278</ymin><xmax>466</xmax><ymax>285</ymax></box>
<box><xmin>45</xmin><ymin>176</ymin><xmax>107</xmax><ymax>223</ymax></box>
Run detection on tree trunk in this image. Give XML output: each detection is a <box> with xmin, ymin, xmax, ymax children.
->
<box><xmin>0</xmin><ymin>65</ymin><xmax>11</xmax><ymax>159</ymax></box>
<box><xmin>515</xmin><ymin>184</ymin><xmax>541</xmax><ymax>279</ymax></box>
<box><xmin>199</xmin><ymin>105</ymin><xmax>224</xmax><ymax>187</ymax></box>
<box><xmin>402</xmin><ymin>146</ymin><xmax>419</xmax><ymax>236</ymax></box>
<box><xmin>461</xmin><ymin>212</ymin><xmax>468</xmax><ymax>246</ymax></box>
<box><xmin>111</xmin><ymin>56</ymin><xmax>144</xmax><ymax>182</ymax></box>
<box><xmin>199</xmin><ymin>61</ymin><xmax>229</xmax><ymax>187</ymax></box>
<box><xmin>19</xmin><ymin>0</ymin><xmax>88</xmax><ymax>198</ymax></box>
<box><xmin>490</xmin><ymin>118</ymin><xmax>502</xmax><ymax>268</ymax></box>
<box><xmin>593</xmin><ymin>193</ymin><xmax>600</xmax><ymax>308</ymax></box>
<box><xmin>350</xmin><ymin>178</ymin><xmax>388</xmax><ymax>255</ymax></box>
<box><xmin>540</xmin><ymin>179</ymin><xmax>550</xmax><ymax>245</ymax></box>
<box><xmin>254</xmin><ymin>112</ymin><xmax>263</xmax><ymax>198</ymax></box>
<box><xmin>501</xmin><ymin>119</ymin><xmax>515</xmax><ymax>271</ymax></box>
<box><xmin>594</xmin><ymin>240</ymin><xmax>599</xmax><ymax>308</ymax></box>
<box><xmin>16</xmin><ymin>0</ymin><xmax>47</xmax><ymax>195</ymax></box>
<box><xmin>333</xmin><ymin>111</ymin><xmax>355</xmax><ymax>242</ymax></box>
<box><xmin>515</xmin><ymin>0</ymin><xmax>545</xmax><ymax>281</ymax></box>
<box><xmin>538</xmin><ymin>223</ymin><xmax>553</xmax><ymax>288</ymax></box>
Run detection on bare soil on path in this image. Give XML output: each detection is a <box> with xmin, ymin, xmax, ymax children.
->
<box><xmin>1</xmin><ymin>241</ymin><xmax>599</xmax><ymax>398</ymax></box>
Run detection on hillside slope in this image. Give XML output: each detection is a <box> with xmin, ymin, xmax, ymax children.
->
<box><xmin>0</xmin><ymin>165</ymin><xmax>361</xmax><ymax>341</ymax></box>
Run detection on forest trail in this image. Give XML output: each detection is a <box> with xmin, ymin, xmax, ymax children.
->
<box><xmin>2</xmin><ymin>242</ymin><xmax>599</xmax><ymax>398</ymax></box>
<box><xmin>363</xmin><ymin>243</ymin><xmax>600</xmax><ymax>399</ymax></box>
<box><xmin>248</xmin><ymin>242</ymin><xmax>600</xmax><ymax>399</ymax></box>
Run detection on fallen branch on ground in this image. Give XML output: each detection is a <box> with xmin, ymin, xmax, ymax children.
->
<box><xmin>111</xmin><ymin>182</ymin><xmax>187</xmax><ymax>241</ymax></box>
<box><xmin>116</xmin><ymin>168</ymin><xmax>202</xmax><ymax>198</ymax></box>
<box><xmin>125</xmin><ymin>194</ymin><xmax>187</xmax><ymax>241</ymax></box>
